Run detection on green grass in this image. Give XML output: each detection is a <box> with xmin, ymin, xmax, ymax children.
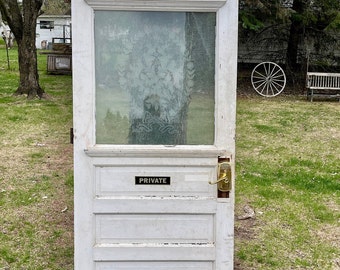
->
<box><xmin>1</xmin><ymin>46</ymin><xmax>339</xmax><ymax>269</ymax></box>
<box><xmin>0</xmin><ymin>46</ymin><xmax>73</xmax><ymax>269</ymax></box>
<box><xmin>235</xmin><ymin>96</ymin><xmax>340</xmax><ymax>269</ymax></box>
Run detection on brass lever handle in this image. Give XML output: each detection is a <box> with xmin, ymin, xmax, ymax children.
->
<box><xmin>209</xmin><ymin>174</ymin><xmax>229</xmax><ymax>185</ymax></box>
<box><xmin>209</xmin><ymin>162</ymin><xmax>232</xmax><ymax>192</ymax></box>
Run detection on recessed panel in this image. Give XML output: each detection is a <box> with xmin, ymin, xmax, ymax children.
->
<box><xmin>95</xmin><ymin>166</ymin><xmax>215</xmax><ymax>197</ymax></box>
<box><xmin>95</xmin><ymin>214</ymin><xmax>214</xmax><ymax>244</ymax></box>
<box><xmin>95</xmin><ymin>261</ymin><xmax>213</xmax><ymax>270</ymax></box>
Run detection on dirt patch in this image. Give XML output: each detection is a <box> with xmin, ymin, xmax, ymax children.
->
<box><xmin>234</xmin><ymin>218</ymin><xmax>258</xmax><ymax>270</ymax></box>
<box><xmin>235</xmin><ymin>217</ymin><xmax>257</xmax><ymax>241</ymax></box>
<box><xmin>234</xmin><ymin>204</ymin><xmax>259</xmax><ymax>270</ymax></box>
<box><xmin>316</xmin><ymin>223</ymin><xmax>340</xmax><ymax>250</ymax></box>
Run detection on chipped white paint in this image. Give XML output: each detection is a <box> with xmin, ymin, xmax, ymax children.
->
<box><xmin>72</xmin><ymin>0</ymin><xmax>238</xmax><ymax>269</ymax></box>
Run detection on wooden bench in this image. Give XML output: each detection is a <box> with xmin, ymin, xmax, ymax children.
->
<box><xmin>306</xmin><ymin>72</ymin><xmax>340</xmax><ymax>101</ymax></box>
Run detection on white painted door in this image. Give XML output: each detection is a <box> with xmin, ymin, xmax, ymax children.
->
<box><xmin>72</xmin><ymin>0</ymin><xmax>238</xmax><ymax>269</ymax></box>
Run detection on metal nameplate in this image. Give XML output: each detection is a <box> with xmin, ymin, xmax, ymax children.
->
<box><xmin>135</xmin><ymin>176</ymin><xmax>171</xmax><ymax>185</ymax></box>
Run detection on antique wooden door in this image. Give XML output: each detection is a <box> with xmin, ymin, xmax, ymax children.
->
<box><xmin>72</xmin><ymin>0</ymin><xmax>238</xmax><ymax>269</ymax></box>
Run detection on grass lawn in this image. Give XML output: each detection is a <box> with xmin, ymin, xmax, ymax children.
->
<box><xmin>0</xmin><ymin>44</ymin><xmax>339</xmax><ymax>269</ymax></box>
<box><xmin>235</xmin><ymin>95</ymin><xmax>339</xmax><ymax>269</ymax></box>
<box><xmin>0</xmin><ymin>44</ymin><xmax>73</xmax><ymax>269</ymax></box>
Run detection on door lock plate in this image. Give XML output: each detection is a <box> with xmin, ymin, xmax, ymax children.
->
<box><xmin>209</xmin><ymin>161</ymin><xmax>232</xmax><ymax>192</ymax></box>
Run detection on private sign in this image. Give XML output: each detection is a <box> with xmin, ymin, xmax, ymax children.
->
<box><xmin>135</xmin><ymin>176</ymin><xmax>171</xmax><ymax>185</ymax></box>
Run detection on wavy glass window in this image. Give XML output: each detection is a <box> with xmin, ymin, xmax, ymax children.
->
<box><xmin>95</xmin><ymin>11</ymin><xmax>216</xmax><ymax>145</ymax></box>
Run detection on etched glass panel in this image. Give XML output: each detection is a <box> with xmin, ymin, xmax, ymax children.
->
<box><xmin>95</xmin><ymin>11</ymin><xmax>215</xmax><ymax>145</ymax></box>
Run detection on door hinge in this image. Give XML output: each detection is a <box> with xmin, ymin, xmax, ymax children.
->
<box><xmin>70</xmin><ymin>128</ymin><xmax>74</xmax><ymax>144</ymax></box>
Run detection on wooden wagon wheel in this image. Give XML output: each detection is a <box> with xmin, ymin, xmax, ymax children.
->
<box><xmin>251</xmin><ymin>62</ymin><xmax>286</xmax><ymax>97</ymax></box>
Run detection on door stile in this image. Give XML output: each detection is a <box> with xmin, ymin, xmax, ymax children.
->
<box><xmin>72</xmin><ymin>1</ymin><xmax>96</xmax><ymax>269</ymax></box>
<box><xmin>214</xmin><ymin>0</ymin><xmax>238</xmax><ymax>268</ymax></box>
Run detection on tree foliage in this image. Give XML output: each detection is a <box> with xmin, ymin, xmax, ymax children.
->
<box><xmin>239</xmin><ymin>0</ymin><xmax>340</xmax><ymax>70</ymax></box>
<box><xmin>41</xmin><ymin>0</ymin><xmax>71</xmax><ymax>15</ymax></box>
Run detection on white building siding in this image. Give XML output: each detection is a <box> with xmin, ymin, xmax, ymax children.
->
<box><xmin>36</xmin><ymin>15</ymin><xmax>71</xmax><ymax>49</ymax></box>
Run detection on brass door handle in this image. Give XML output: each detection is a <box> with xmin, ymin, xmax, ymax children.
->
<box><xmin>209</xmin><ymin>175</ymin><xmax>229</xmax><ymax>185</ymax></box>
<box><xmin>209</xmin><ymin>162</ymin><xmax>232</xmax><ymax>192</ymax></box>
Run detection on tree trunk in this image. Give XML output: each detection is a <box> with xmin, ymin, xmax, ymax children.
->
<box><xmin>0</xmin><ymin>0</ymin><xmax>44</xmax><ymax>99</ymax></box>
<box><xmin>15</xmin><ymin>35</ymin><xmax>44</xmax><ymax>99</ymax></box>
<box><xmin>286</xmin><ymin>0</ymin><xmax>306</xmax><ymax>71</ymax></box>
<box><xmin>15</xmin><ymin>0</ymin><xmax>44</xmax><ymax>99</ymax></box>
